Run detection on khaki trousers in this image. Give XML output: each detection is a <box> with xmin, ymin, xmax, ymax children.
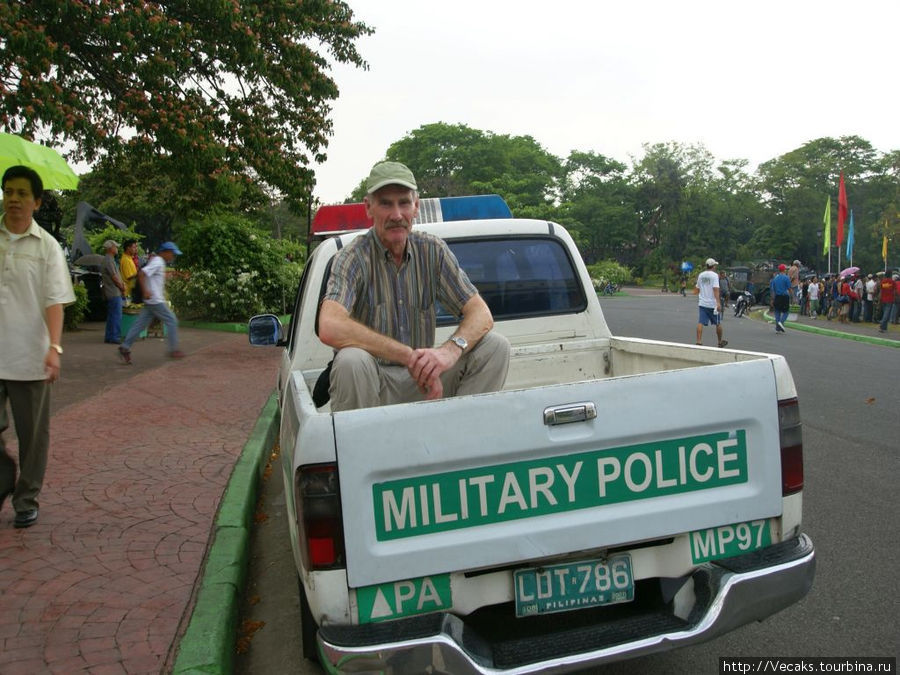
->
<box><xmin>0</xmin><ymin>379</ymin><xmax>51</xmax><ymax>512</ymax></box>
<box><xmin>329</xmin><ymin>331</ymin><xmax>510</xmax><ymax>412</ymax></box>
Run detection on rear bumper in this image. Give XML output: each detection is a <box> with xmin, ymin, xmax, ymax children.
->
<box><xmin>318</xmin><ymin>534</ymin><xmax>815</xmax><ymax>674</ymax></box>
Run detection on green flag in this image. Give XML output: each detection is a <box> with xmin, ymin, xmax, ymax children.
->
<box><xmin>823</xmin><ymin>196</ymin><xmax>831</xmax><ymax>254</ymax></box>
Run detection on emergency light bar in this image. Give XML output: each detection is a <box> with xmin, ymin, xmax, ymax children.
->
<box><xmin>310</xmin><ymin>194</ymin><xmax>511</xmax><ymax>237</ymax></box>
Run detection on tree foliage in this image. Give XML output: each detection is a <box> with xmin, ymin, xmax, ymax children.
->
<box><xmin>0</xmin><ymin>0</ymin><xmax>372</xmax><ymax>208</ymax></box>
<box><xmin>754</xmin><ymin>136</ymin><xmax>894</xmax><ymax>271</ymax></box>
<box><xmin>357</xmin><ymin>123</ymin><xmax>563</xmax><ymax>217</ymax></box>
<box><xmin>348</xmin><ymin>124</ymin><xmax>898</xmax><ymax>277</ymax></box>
<box><xmin>558</xmin><ymin>151</ymin><xmax>635</xmax><ymax>264</ymax></box>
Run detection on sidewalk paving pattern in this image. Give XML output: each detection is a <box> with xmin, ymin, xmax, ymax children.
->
<box><xmin>0</xmin><ymin>327</ymin><xmax>279</xmax><ymax>674</ymax></box>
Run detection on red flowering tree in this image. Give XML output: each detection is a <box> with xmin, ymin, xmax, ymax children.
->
<box><xmin>0</xmin><ymin>0</ymin><xmax>371</xmax><ymax>206</ymax></box>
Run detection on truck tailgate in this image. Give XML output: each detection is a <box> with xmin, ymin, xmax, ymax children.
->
<box><xmin>335</xmin><ymin>358</ymin><xmax>782</xmax><ymax>588</ymax></box>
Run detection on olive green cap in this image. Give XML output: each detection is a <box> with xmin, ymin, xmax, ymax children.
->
<box><xmin>365</xmin><ymin>161</ymin><xmax>417</xmax><ymax>194</ymax></box>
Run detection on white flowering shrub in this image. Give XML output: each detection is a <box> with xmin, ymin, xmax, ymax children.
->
<box><xmin>167</xmin><ymin>213</ymin><xmax>304</xmax><ymax>322</ymax></box>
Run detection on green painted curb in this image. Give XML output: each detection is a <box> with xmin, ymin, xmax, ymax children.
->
<box><xmin>172</xmin><ymin>392</ymin><xmax>280</xmax><ymax>674</ymax></box>
<box><xmin>762</xmin><ymin>310</ymin><xmax>899</xmax><ymax>348</ymax></box>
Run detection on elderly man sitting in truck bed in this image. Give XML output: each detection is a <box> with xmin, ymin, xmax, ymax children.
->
<box><xmin>317</xmin><ymin>161</ymin><xmax>510</xmax><ymax>411</ymax></box>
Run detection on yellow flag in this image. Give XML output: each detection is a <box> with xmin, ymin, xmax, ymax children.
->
<box><xmin>884</xmin><ymin>234</ymin><xmax>889</xmax><ymax>262</ymax></box>
<box><xmin>822</xmin><ymin>197</ymin><xmax>831</xmax><ymax>254</ymax></box>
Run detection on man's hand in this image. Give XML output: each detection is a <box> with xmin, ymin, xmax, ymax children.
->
<box><xmin>44</xmin><ymin>349</ymin><xmax>61</xmax><ymax>383</ymax></box>
<box><xmin>407</xmin><ymin>344</ymin><xmax>460</xmax><ymax>400</ymax></box>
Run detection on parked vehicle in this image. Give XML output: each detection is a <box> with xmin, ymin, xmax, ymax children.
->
<box><xmin>250</xmin><ymin>210</ymin><xmax>815</xmax><ymax>674</ymax></box>
<box><xmin>734</xmin><ymin>289</ymin><xmax>754</xmax><ymax>318</ymax></box>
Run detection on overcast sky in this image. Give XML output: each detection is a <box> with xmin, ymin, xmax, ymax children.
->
<box><xmin>311</xmin><ymin>0</ymin><xmax>898</xmax><ymax>204</ymax></box>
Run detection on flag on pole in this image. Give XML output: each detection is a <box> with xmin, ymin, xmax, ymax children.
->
<box><xmin>823</xmin><ymin>196</ymin><xmax>831</xmax><ymax>254</ymax></box>
<box><xmin>837</xmin><ymin>173</ymin><xmax>848</xmax><ymax>247</ymax></box>
<box><xmin>846</xmin><ymin>210</ymin><xmax>854</xmax><ymax>258</ymax></box>
<box><xmin>884</xmin><ymin>234</ymin><xmax>889</xmax><ymax>262</ymax></box>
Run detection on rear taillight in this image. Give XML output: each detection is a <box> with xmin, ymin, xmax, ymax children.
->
<box><xmin>295</xmin><ymin>463</ymin><xmax>345</xmax><ymax>570</ymax></box>
<box><xmin>778</xmin><ymin>398</ymin><xmax>804</xmax><ymax>495</ymax></box>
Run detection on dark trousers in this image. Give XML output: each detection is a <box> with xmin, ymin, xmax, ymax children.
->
<box><xmin>0</xmin><ymin>379</ymin><xmax>51</xmax><ymax>512</ymax></box>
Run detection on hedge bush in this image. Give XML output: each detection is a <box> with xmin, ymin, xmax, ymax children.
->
<box><xmin>167</xmin><ymin>213</ymin><xmax>304</xmax><ymax>322</ymax></box>
<box><xmin>587</xmin><ymin>260</ymin><xmax>633</xmax><ymax>287</ymax></box>
<box><xmin>64</xmin><ymin>282</ymin><xmax>90</xmax><ymax>330</ymax></box>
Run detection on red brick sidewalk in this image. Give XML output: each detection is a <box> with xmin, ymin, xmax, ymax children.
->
<box><xmin>0</xmin><ymin>332</ymin><xmax>280</xmax><ymax>674</ymax></box>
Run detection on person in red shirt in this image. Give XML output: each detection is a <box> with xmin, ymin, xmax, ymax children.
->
<box><xmin>893</xmin><ymin>273</ymin><xmax>900</xmax><ymax>325</ymax></box>
<box><xmin>838</xmin><ymin>277</ymin><xmax>853</xmax><ymax>323</ymax></box>
<box><xmin>878</xmin><ymin>272</ymin><xmax>895</xmax><ymax>332</ymax></box>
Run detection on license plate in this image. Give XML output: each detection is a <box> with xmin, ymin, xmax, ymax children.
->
<box><xmin>514</xmin><ymin>554</ymin><xmax>634</xmax><ymax>617</ymax></box>
<box><xmin>690</xmin><ymin>519</ymin><xmax>772</xmax><ymax>563</ymax></box>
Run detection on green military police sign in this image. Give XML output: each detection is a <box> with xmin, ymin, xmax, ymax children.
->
<box><xmin>373</xmin><ymin>430</ymin><xmax>749</xmax><ymax>540</ymax></box>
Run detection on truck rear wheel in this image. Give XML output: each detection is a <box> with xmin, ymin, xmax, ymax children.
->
<box><xmin>297</xmin><ymin>577</ymin><xmax>320</xmax><ymax>663</ymax></box>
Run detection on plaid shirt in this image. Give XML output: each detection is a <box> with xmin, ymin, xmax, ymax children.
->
<box><xmin>324</xmin><ymin>228</ymin><xmax>477</xmax><ymax>351</ymax></box>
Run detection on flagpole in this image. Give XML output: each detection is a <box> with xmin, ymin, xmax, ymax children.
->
<box><xmin>847</xmin><ymin>210</ymin><xmax>854</xmax><ymax>266</ymax></box>
<box><xmin>823</xmin><ymin>196</ymin><xmax>832</xmax><ymax>275</ymax></box>
<box><xmin>837</xmin><ymin>172</ymin><xmax>847</xmax><ymax>274</ymax></box>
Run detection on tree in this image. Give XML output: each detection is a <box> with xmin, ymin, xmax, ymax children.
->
<box><xmin>366</xmin><ymin>122</ymin><xmax>562</xmax><ymax>213</ymax></box>
<box><xmin>755</xmin><ymin>136</ymin><xmax>884</xmax><ymax>270</ymax></box>
<box><xmin>33</xmin><ymin>190</ymin><xmax>63</xmax><ymax>240</ymax></box>
<box><xmin>558</xmin><ymin>151</ymin><xmax>636</xmax><ymax>264</ymax></box>
<box><xmin>0</xmin><ymin>0</ymin><xmax>372</xmax><ymax>207</ymax></box>
<box><xmin>629</xmin><ymin>143</ymin><xmax>691</xmax><ymax>275</ymax></box>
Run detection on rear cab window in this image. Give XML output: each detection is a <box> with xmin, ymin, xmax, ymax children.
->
<box><xmin>438</xmin><ymin>236</ymin><xmax>587</xmax><ymax>324</ymax></box>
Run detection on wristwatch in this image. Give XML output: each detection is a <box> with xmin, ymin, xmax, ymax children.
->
<box><xmin>449</xmin><ymin>336</ymin><xmax>468</xmax><ymax>352</ymax></box>
<box><xmin>49</xmin><ymin>343</ymin><xmax>63</xmax><ymax>355</ymax></box>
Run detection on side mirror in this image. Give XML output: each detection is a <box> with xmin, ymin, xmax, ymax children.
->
<box><xmin>248</xmin><ymin>314</ymin><xmax>286</xmax><ymax>346</ymax></box>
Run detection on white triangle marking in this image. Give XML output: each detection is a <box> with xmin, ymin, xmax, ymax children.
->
<box><xmin>370</xmin><ymin>588</ymin><xmax>394</xmax><ymax>619</ymax></box>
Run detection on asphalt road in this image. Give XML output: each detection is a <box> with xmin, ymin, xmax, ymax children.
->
<box><xmin>235</xmin><ymin>292</ymin><xmax>900</xmax><ymax>674</ymax></box>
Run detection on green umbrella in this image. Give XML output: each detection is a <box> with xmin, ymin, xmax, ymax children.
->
<box><xmin>0</xmin><ymin>132</ymin><xmax>80</xmax><ymax>190</ymax></box>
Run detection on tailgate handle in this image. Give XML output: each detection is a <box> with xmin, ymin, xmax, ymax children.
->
<box><xmin>543</xmin><ymin>402</ymin><xmax>597</xmax><ymax>426</ymax></box>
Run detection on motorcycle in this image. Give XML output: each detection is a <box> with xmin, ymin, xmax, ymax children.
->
<box><xmin>734</xmin><ymin>290</ymin><xmax>754</xmax><ymax>318</ymax></box>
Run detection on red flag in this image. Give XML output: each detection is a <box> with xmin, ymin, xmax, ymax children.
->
<box><xmin>837</xmin><ymin>172</ymin><xmax>848</xmax><ymax>247</ymax></box>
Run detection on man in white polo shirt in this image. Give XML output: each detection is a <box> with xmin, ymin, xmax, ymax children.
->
<box><xmin>0</xmin><ymin>165</ymin><xmax>75</xmax><ymax>529</ymax></box>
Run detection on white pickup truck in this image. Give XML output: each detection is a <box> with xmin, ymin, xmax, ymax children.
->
<box><xmin>249</xmin><ymin>213</ymin><xmax>815</xmax><ymax>674</ymax></box>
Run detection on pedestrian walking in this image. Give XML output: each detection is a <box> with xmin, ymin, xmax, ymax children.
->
<box><xmin>695</xmin><ymin>258</ymin><xmax>727</xmax><ymax>347</ymax></box>
<box><xmin>1</xmin><ymin>165</ymin><xmax>76</xmax><ymax>529</ymax></box>
<box><xmin>770</xmin><ymin>264</ymin><xmax>791</xmax><ymax>333</ymax></box>
<box><xmin>117</xmin><ymin>241</ymin><xmax>185</xmax><ymax>364</ymax></box>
